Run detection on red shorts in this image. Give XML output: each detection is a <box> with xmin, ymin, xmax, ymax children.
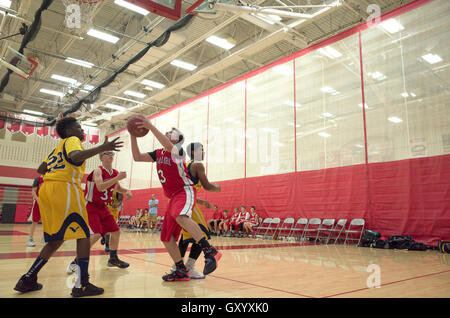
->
<box><xmin>31</xmin><ymin>200</ymin><xmax>41</xmax><ymax>223</ymax></box>
<box><xmin>161</xmin><ymin>187</ymin><xmax>196</xmax><ymax>242</ymax></box>
<box><xmin>87</xmin><ymin>203</ymin><xmax>119</xmax><ymax>237</ymax></box>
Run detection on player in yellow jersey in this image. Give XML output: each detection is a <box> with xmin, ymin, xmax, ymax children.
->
<box><xmin>169</xmin><ymin>142</ymin><xmax>221</xmax><ymax>279</ymax></box>
<box><xmin>14</xmin><ymin>117</ymin><xmax>123</xmax><ymax>297</ymax></box>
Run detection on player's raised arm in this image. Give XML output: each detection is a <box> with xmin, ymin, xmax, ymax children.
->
<box><xmin>135</xmin><ymin>117</ymin><xmax>176</xmax><ymax>153</ymax></box>
<box><xmin>130</xmin><ymin>134</ymin><xmax>154</xmax><ymax>162</ymax></box>
<box><xmin>70</xmin><ymin>136</ymin><xmax>123</xmax><ymax>164</ymax></box>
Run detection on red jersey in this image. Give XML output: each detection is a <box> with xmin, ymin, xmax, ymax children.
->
<box><xmin>85</xmin><ymin>165</ymin><xmax>118</xmax><ymax>206</ymax></box>
<box><xmin>148</xmin><ymin>148</ymin><xmax>193</xmax><ymax>198</ymax></box>
<box><xmin>212</xmin><ymin>210</ymin><xmax>224</xmax><ymax>220</ymax></box>
<box><xmin>32</xmin><ymin>175</ymin><xmax>44</xmax><ymax>196</ymax></box>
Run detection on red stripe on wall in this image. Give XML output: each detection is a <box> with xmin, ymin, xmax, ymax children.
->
<box><xmin>0</xmin><ymin>165</ymin><xmax>39</xmax><ymax>180</ymax></box>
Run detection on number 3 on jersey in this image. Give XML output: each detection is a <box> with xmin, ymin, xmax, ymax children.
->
<box><xmin>158</xmin><ymin>169</ymin><xmax>166</xmax><ymax>183</ymax></box>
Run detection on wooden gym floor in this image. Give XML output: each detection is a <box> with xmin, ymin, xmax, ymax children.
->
<box><xmin>0</xmin><ymin>224</ymin><xmax>449</xmax><ymax>298</ymax></box>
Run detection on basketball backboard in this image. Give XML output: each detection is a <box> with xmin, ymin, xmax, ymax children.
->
<box><xmin>0</xmin><ymin>46</ymin><xmax>38</xmax><ymax>80</ymax></box>
<box><xmin>124</xmin><ymin>0</ymin><xmax>183</xmax><ymax>20</ymax></box>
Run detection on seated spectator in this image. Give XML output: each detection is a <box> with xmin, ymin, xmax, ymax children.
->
<box><xmin>226</xmin><ymin>207</ymin><xmax>239</xmax><ymax>237</ymax></box>
<box><xmin>217</xmin><ymin>210</ymin><xmax>229</xmax><ymax>236</ymax></box>
<box><xmin>128</xmin><ymin>208</ymin><xmax>142</xmax><ymax>229</ymax></box>
<box><xmin>139</xmin><ymin>208</ymin><xmax>149</xmax><ymax>230</ymax></box>
<box><xmin>236</xmin><ymin>206</ymin><xmax>250</xmax><ymax>237</ymax></box>
<box><xmin>207</xmin><ymin>205</ymin><xmax>223</xmax><ymax>235</ymax></box>
<box><xmin>243</xmin><ymin>206</ymin><xmax>259</xmax><ymax>237</ymax></box>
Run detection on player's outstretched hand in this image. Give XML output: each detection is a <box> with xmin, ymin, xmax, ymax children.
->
<box><xmin>102</xmin><ymin>136</ymin><xmax>124</xmax><ymax>152</ymax></box>
<box><xmin>117</xmin><ymin>171</ymin><xmax>127</xmax><ymax>180</ymax></box>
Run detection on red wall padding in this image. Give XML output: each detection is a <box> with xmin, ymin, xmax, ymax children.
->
<box><xmin>123</xmin><ymin>154</ymin><xmax>450</xmax><ymax>245</ymax></box>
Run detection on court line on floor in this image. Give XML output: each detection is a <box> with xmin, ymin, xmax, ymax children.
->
<box><xmin>0</xmin><ymin>242</ymin><xmax>308</xmax><ymax>260</ymax></box>
<box><xmin>322</xmin><ymin>269</ymin><xmax>450</xmax><ymax>298</ymax></box>
<box><xmin>121</xmin><ymin>248</ymin><xmax>316</xmax><ymax>298</ymax></box>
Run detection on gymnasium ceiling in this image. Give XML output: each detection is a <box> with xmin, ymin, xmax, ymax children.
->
<box><xmin>0</xmin><ymin>0</ymin><xmax>415</xmax><ymax>134</ymax></box>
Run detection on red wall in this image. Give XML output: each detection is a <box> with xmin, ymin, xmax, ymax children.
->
<box><xmin>124</xmin><ymin>154</ymin><xmax>450</xmax><ymax>245</ymax></box>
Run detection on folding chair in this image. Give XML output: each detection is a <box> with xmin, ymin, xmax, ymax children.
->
<box><xmin>302</xmin><ymin>218</ymin><xmax>321</xmax><ymax>242</ymax></box>
<box><xmin>288</xmin><ymin>218</ymin><xmax>308</xmax><ymax>240</ymax></box>
<box><xmin>252</xmin><ymin>217</ymin><xmax>264</xmax><ymax>236</ymax></box>
<box><xmin>344</xmin><ymin>218</ymin><xmax>365</xmax><ymax>245</ymax></box>
<box><xmin>119</xmin><ymin>215</ymin><xmax>130</xmax><ymax>227</ymax></box>
<box><xmin>255</xmin><ymin>218</ymin><xmax>272</xmax><ymax>237</ymax></box>
<box><xmin>278</xmin><ymin>218</ymin><xmax>295</xmax><ymax>239</ymax></box>
<box><xmin>328</xmin><ymin>219</ymin><xmax>347</xmax><ymax>244</ymax></box>
<box><xmin>265</xmin><ymin>218</ymin><xmax>281</xmax><ymax>239</ymax></box>
<box><xmin>315</xmin><ymin>219</ymin><xmax>335</xmax><ymax>243</ymax></box>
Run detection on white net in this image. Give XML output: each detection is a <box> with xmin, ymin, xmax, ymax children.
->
<box><xmin>62</xmin><ymin>0</ymin><xmax>103</xmax><ymax>36</ymax></box>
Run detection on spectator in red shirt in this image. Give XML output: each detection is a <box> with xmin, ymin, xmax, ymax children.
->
<box><xmin>207</xmin><ymin>205</ymin><xmax>223</xmax><ymax>235</ymax></box>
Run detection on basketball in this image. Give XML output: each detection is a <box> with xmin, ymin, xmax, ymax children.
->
<box><xmin>127</xmin><ymin>115</ymin><xmax>149</xmax><ymax>137</ymax></box>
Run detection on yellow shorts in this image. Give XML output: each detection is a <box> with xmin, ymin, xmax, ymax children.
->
<box><xmin>39</xmin><ymin>181</ymin><xmax>91</xmax><ymax>242</ymax></box>
<box><xmin>180</xmin><ymin>204</ymin><xmax>210</xmax><ymax>243</ymax></box>
<box><xmin>107</xmin><ymin>206</ymin><xmax>120</xmax><ymax>222</ymax></box>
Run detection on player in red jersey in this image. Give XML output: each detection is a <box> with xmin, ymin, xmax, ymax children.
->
<box><xmin>27</xmin><ymin>175</ymin><xmax>44</xmax><ymax>247</ymax></box>
<box><xmin>67</xmin><ymin>151</ymin><xmax>132</xmax><ymax>272</ymax></box>
<box><xmin>131</xmin><ymin>120</ymin><xmax>222</xmax><ymax>282</ymax></box>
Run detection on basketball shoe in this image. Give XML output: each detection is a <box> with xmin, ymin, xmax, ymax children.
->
<box><xmin>14</xmin><ymin>274</ymin><xmax>42</xmax><ymax>293</ymax></box>
<box><xmin>203</xmin><ymin>246</ymin><xmax>222</xmax><ymax>275</ymax></box>
<box><xmin>71</xmin><ymin>282</ymin><xmax>104</xmax><ymax>297</ymax></box>
<box><xmin>162</xmin><ymin>267</ymin><xmax>190</xmax><ymax>282</ymax></box>
<box><xmin>107</xmin><ymin>257</ymin><xmax>130</xmax><ymax>268</ymax></box>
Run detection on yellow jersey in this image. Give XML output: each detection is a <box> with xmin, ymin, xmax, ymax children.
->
<box><xmin>43</xmin><ymin>136</ymin><xmax>86</xmax><ymax>185</ymax></box>
<box><xmin>186</xmin><ymin>160</ymin><xmax>202</xmax><ymax>193</ymax></box>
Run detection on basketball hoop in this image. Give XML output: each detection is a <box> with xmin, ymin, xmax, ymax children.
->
<box><xmin>0</xmin><ymin>46</ymin><xmax>38</xmax><ymax>80</ymax></box>
<box><xmin>62</xmin><ymin>0</ymin><xmax>104</xmax><ymax>35</ymax></box>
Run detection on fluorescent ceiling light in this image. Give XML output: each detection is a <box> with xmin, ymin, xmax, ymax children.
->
<box><xmin>143</xmin><ymin>86</ymin><xmax>154</xmax><ymax>91</ymax></box>
<box><xmin>23</xmin><ymin>109</ymin><xmax>44</xmax><ymax>116</ymax></box>
<box><xmin>170</xmin><ymin>59</ymin><xmax>197</xmax><ymax>71</ymax></box>
<box><xmin>65</xmin><ymin>57</ymin><xmax>94</xmax><ymax>68</ymax></box>
<box><xmin>321</xmin><ymin>86</ymin><xmax>340</xmax><ymax>95</ymax></box>
<box><xmin>318</xmin><ymin>132</ymin><xmax>331</xmax><ymax>137</ymax></box>
<box><xmin>388</xmin><ymin>116</ymin><xmax>403</xmax><ymax>123</ymax></box>
<box><xmin>401</xmin><ymin>92</ymin><xmax>409</xmax><ymax>98</ymax></box>
<box><xmin>141</xmin><ymin>79</ymin><xmax>165</xmax><ymax>89</ymax></box>
<box><xmin>206</xmin><ymin>35</ymin><xmax>236</xmax><ymax>50</ymax></box>
<box><xmin>368</xmin><ymin>71</ymin><xmax>387</xmax><ymax>81</ymax></box>
<box><xmin>318</xmin><ymin>46</ymin><xmax>342</xmax><ymax>59</ymax></box>
<box><xmin>321</xmin><ymin>112</ymin><xmax>334</xmax><ymax>118</ymax></box>
<box><xmin>421</xmin><ymin>53</ymin><xmax>443</xmax><ymax>64</ymax></box>
<box><xmin>40</xmin><ymin>88</ymin><xmax>64</xmax><ymax>97</ymax></box>
<box><xmin>51</xmin><ymin>74</ymin><xmax>79</xmax><ymax>86</ymax></box>
<box><xmin>0</xmin><ymin>0</ymin><xmax>11</xmax><ymax>9</ymax></box>
<box><xmin>105</xmin><ymin>103</ymin><xmax>126</xmax><ymax>111</ymax></box>
<box><xmin>284</xmin><ymin>100</ymin><xmax>301</xmax><ymax>107</ymax></box>
<box><xmin>87</xmin><ymin>29</ymin><xmax>120</xmax><ymax>44</ymax></box>
<box><xmin>124</xmin><ymin>90</ymin><xmax>146</xmax><ymax>98</ymax></box>
<box><xmin>84</xmin><ymin>84</ymin><xmax>95</xmax><ymax>91</ymax></box>
<box><xmin>380</xmin><ymin>19</ymin><xmax>404</xmax><ymax>34</ymax></box>
<box><xmin>114</xmin><ymin>0</ymin><xmax>149</xmax><ymax>15</ymax></box>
